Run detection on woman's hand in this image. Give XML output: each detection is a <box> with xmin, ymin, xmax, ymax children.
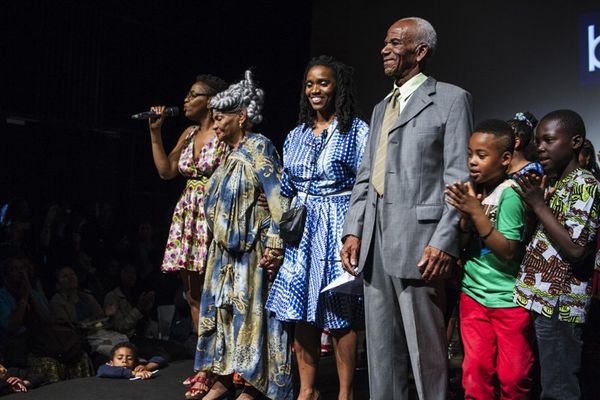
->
<box><xmin>149</xmin><ymin>106</ymin><xmax>166</xmax><ymax>132</ymax></box>
<box><xmin>257</xmin><ymin>192</ymin><xmax>269</xmax><ymax>210</ymax></box>
<box><xmin>259</xmin><ymin>248</ymin><xmax>284</xmax><ymax>281</ymax></box>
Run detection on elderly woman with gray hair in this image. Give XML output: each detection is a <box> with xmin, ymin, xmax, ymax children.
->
<box><xmin>193</xmin><ymin>71</ymin><xmax>292</xmax><ymax>400</ymax></box>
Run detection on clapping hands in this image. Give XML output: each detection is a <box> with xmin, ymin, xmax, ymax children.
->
<box><xmin>445</xmin><ymin>181</ymin><xmax>483</xmax><ymax>218</ymax></box>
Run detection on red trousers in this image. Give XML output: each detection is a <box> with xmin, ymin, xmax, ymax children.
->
<box><xmin>460</xmin><ymin>292</ymin><xmax>534</xmax><ymax>399</ymax></box>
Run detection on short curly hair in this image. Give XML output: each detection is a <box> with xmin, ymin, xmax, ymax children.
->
<box><xmin>195</xmin><ymin>74</ymin><xmax>228</xmax><ymax>97</ymax></box>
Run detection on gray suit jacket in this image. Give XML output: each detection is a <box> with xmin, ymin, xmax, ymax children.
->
<box><xmin>342</xmin><ymin>77</ymin><xmax>473</xmax><ymax>278</ymax></box>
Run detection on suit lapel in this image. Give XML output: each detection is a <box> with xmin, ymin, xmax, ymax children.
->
<box><xmin>390</xmin><ymin>77</ymin><xmax>436</xmax><ymax>132</ymax></box>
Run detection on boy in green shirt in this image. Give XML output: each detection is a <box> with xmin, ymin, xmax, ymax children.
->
<box><xmin>446</xmin><ymin>119</ymin><xmax>533</xmax><ymax>399</ymax></box>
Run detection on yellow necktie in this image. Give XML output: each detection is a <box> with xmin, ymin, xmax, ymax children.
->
<box><xmin>372</xmin><ymin>88</ymin><xmax>400</xmax><ymax>195</ymax></box>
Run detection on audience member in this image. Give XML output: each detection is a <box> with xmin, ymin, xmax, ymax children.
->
<box><xmin>96</xmin><ymin>342</ymin><xmax>166</xmax><ymax>380</ymax></box>
<box><xmin>49</xmin><ymin>266</ymin><xmax>128</xmax><ymax>358</ymax></box>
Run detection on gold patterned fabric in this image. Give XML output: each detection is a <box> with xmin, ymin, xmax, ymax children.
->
<box><xmin>194</xmin><ymin>133</ymin><xmax>292</xmax><ymax>399</ymax></box>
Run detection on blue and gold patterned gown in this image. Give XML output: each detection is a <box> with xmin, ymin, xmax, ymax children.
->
<box><xmin>266</xmin><ymin>118</ymin><xmax>369</xmax><ymax>329</ymax></box>
<box><xmin>194</xmin><ymin>133</ymin><xmax>292</xmax><ymax>400</ymax></box>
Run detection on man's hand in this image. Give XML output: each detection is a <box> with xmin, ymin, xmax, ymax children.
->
<box><xmin>417</xmin><ymin>246</ymin><xmax>453</xmax><ymax>281</ymax></box>
<box><xmin>340</xmin><ymin>235</ymin><xmax>361</xmax><ymax>276</ymax></box>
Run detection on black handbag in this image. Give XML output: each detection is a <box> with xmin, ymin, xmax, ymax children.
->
<box><xmin>279</xmin><ymin>127</ymin><xmax>334</xmax><ymax>246</ymax></box>
<box><xmin>280</xmin><ymin>204</ymin><xmax>307</xmax><ymax>245</ymax></box>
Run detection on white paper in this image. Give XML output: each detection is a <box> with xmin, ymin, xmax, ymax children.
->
<box><xmin>320</xmin><ymin>272</ymin><xmax>363</xmax><ymax>295</ymax></box>
<box><xmin>129</xmin><ymin>369</ymin><xmax>159</xmax><ymax>381</ymax></box>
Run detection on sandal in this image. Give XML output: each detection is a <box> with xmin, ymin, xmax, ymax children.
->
<box><xmin>183</xmin><ymin>371</ymin><xmax>213</xmax><ymax>386</ymax></box>
<box><xmin>184</xmin><ymin>375</ymin><xmax>214</xmax><ymax>399</ymax></box>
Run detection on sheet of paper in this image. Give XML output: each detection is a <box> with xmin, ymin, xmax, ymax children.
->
<box><xmin>320</xmin><ymin>272</ymin><xmax>363</xmax><ymax>295</ymax></box>
<box><xmin>129</xmin><ymin>369</ymin><xmax>159</xmax><ymax>381</ymax></box>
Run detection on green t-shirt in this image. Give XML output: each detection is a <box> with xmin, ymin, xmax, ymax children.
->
<box><xmin>462</xmin><ymin>182</ymin><xmax>525</xmax><ymax>308</ymax></box>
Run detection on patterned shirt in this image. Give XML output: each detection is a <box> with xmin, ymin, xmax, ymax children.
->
<box><xmin>514</xmin><ymin>168</ymin><xmax>600</xmax><ymax>323</ymax></box>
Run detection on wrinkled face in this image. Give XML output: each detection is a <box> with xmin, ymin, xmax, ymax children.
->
<box><xmin>381</xmin><ymin>20</ymin><xmax>423</xmax><ymax>82</ymax></box>
<box><xmin>304</xmin><ymin>65</ymin><xmax>336</xmax><ymax>114</ymax></box>
<box><xmin>468</xmin><ymin>132</ymin><xmax>511</xmax><ymax>185</ymax></box>
<box><xmin>110</xmin><ymin>347</ymin><xmax>136</xmax><ymax>369</ymax></box>
<box><xmin>535</xmin><ymin>119</ymin><xmax>578</xmax><ymax>175</ymax></box>
<box><xmin>57</xmin><ymin>267</ymin><xmax>78</xmax><ymax>291</ymax></box>
<box><xmin>211</xmin><ymin>110</ymin><xmax>244</xmax><ymax>146</ymax></box>
<box><xmin>183</xmin><ymin>82</ymin><xmax>210</xmax><ymax>120</ymax></box>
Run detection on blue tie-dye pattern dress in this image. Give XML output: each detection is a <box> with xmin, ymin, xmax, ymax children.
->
<box><xmin>266</xmin><ymin>117</ymin><xmax>369</xmax><ymax>329</ymax></box>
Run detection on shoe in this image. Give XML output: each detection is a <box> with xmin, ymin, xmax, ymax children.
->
<box><xmin>184</xmin><ymin>375</ymin><xmax>214</xmax><ymax>399</ymax></box>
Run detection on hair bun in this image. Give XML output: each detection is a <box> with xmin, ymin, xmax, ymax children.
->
<box><xmin>513</xmin><ymin>111</ymin><xmax>538</xmax><ymax>129</ymax></box>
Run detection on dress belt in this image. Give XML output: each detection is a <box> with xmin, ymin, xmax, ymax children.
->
<box><xmin>296</xmin><ymin>190</ymin><xmax>352</xmax><ymax>199</ymax></box>
<box><xmin>185</xmin><ymin>176</ymin><xmax>209</xmax><ymax>188</ymax></box>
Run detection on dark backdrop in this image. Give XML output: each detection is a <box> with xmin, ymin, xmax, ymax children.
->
<box><xmin>2</xmin><ymin>0</ymin><xmax>311</xmax><ymax>224</ymax></box>
<box><xmin>310</xmin><ymin>1</ymin><xmax>600</xmax><ymax>148</ymax></box>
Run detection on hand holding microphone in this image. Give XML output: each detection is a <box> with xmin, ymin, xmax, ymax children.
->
<box><xmin>148</xmin><ymin>105</ymin><xmax>167</xmax><ymax>131</ymax></box>
<box><xmin>131</xmin><ymin>106</ymin><xmax>179</xmax><ymax>131</ymax></box>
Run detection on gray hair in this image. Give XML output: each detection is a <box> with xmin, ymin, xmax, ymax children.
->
<box><xmin>210</xmin><ymin>70</ymin><xmax>264</xmax><ymax>125</ymax></box>
<box><xmin>401</xmin><ymin>17</ymin><xmax>437</xmax><ymax>57</ymax></box>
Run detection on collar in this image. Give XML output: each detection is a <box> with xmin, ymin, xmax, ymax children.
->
<box><xmin>387</xmin><ymin>72</ymin><xmax>428</xmax><ymax>101</ymax></box>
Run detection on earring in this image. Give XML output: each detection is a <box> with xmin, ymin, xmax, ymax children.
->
<box><xmin>238</xmin><ymin>121</ymin><xmax>243</xmax><ymax>128</ymax></box>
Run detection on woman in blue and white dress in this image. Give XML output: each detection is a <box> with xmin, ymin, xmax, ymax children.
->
<box><xmin>266</xmin><ymin>55</ymin><xmax>369</xmax><ymax>400</ymax></box>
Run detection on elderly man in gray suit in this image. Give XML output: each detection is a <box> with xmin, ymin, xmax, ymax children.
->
<box><xmin>340</xmin><ymin>17</ymin><xmax>472</xmax><ymax>399</ymax></box>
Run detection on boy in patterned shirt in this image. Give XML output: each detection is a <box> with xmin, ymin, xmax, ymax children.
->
<box><xmin>514</xmin><ymin>109</ymin><xmax>600</xmax><ymax>399</ymax></box>
<box><xmin>446</xmin><ymin>120</ymin><xmax>533</xmax><ymax>399</ymax></box>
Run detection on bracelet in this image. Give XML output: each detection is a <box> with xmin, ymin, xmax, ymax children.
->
<box><xmin>479</xmin><ymin>226</ymin><xmax>494</xmax><ymax>240</ymax></box>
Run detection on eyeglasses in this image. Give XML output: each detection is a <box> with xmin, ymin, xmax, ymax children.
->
<box><xmin>185</xmin><ymin>91</ymin><xmax>210</xmax><ymax>99</ymax></box>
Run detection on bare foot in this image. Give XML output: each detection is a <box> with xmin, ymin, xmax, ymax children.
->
<box><xmin>297</xmin><ymin>389</ymin><xmax>320</xmax><ymax>400</ymax></box>
<box><xmin>204</xmin><ymin>380</ymin><xmax>233</xmax><ymax>400</ymax></box>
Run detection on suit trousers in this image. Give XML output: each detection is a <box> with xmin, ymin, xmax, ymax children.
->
<box><xmin>363</xmin><ymin>195</ymin><xmax>448</xmax><ymax>399</ymax></box>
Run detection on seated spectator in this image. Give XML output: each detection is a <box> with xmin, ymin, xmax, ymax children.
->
<box><xmin>104</xmin><ymin>264</ymin><xmax>189</xmax><ymax>361</ymax></box>
<box><xmin>0</xmin><ymin>256</ymin><xmax>93</xmax><ymax>383</ymax></box>
<box><xmin>0</xmin><ymin>363</ymin><xmax>28</xmax><ymax>394</ymax></box>
<box><xmin>0</xmin><ymin>360</ymin><xmax>44</xmax><ymax>394</ymax></box>
<box><xmin>50</xmin><ymin>266</ymin><xmax>128</xmax><ymax>358</ymax></box>
<box><xmin>97</xmin><ymin>342</ymin><xmax>166</xmax><ymax>380</ymax></box>
<box><xmin>104</xmin><ymin>264</ymin><xmax>155</xmax><ymax>338</ymax></box>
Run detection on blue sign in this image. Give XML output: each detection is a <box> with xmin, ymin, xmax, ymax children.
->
<box><xmin>581</xmin><ymin>13</ymin><xmax>600</xmax><ymax>85</ymax></box>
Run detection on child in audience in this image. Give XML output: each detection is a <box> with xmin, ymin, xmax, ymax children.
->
<box><xmin>0</xmin><ymin>363</ymin><xmax>28</xmax><ymax>394</ymax></box>
<box><xmin>514</xmin><ymin>110</ymin><xmax>600</xmax><ymax>399</ymax></box>
<box><xmin>97</xmin><ymin>342</ymin><xmax>166</xmax><ymax>379</ymax></box>
<box><xmin>446</xmin><ymin>119</ymin><xmax>533</xmax><ymax>399</ymax></box>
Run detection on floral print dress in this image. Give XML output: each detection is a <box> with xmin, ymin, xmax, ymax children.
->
<box><xmin>161</xmin><ymin>126</ymin><xmax>228</xmax><ymax>273</ymax></box>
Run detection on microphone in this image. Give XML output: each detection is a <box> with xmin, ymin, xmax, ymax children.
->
<box><xmin>131</xmin><ymin>107</ymin><xmax>179</xmax><ymax>120</ymax></box>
